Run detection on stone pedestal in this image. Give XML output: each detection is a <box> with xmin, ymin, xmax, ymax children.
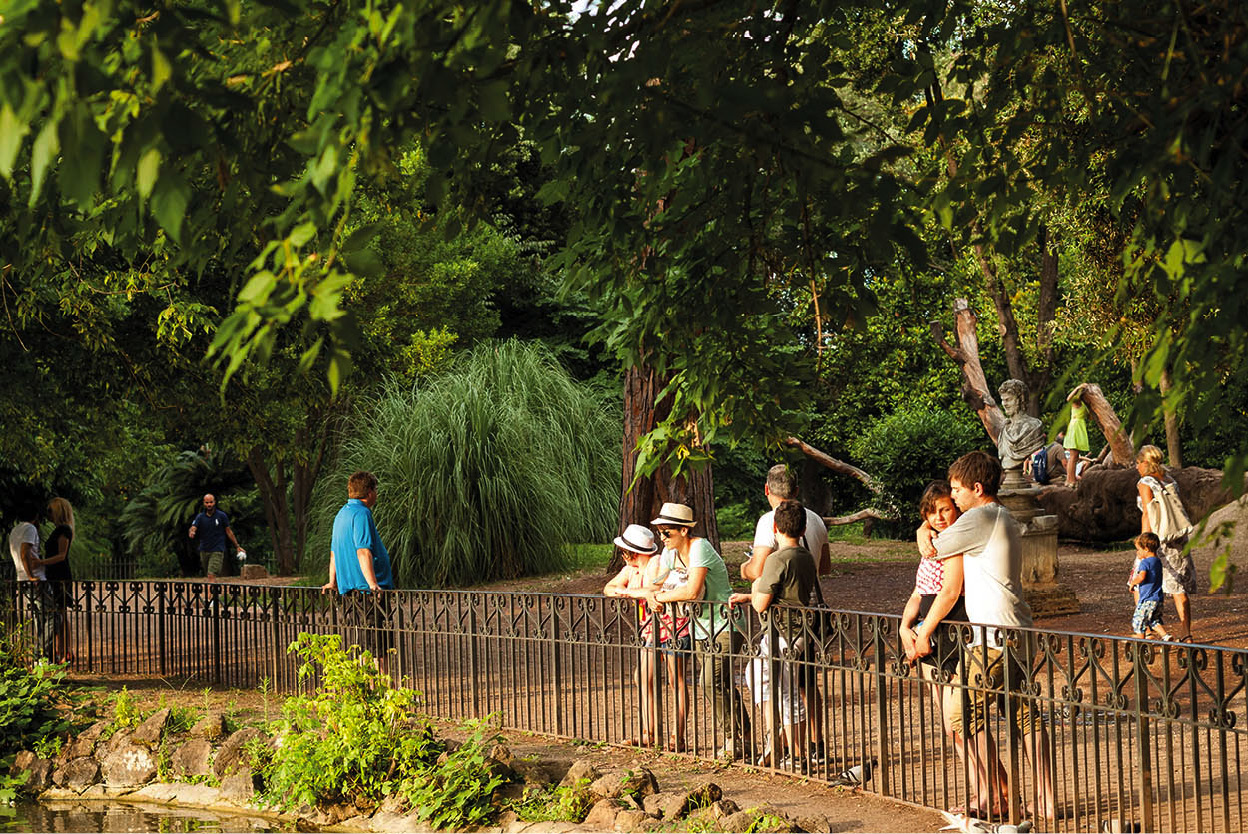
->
<box><xmin>1000</xmin><ymin>475</ymin><xmax>1080</xmax><ymax>618</ymax></box>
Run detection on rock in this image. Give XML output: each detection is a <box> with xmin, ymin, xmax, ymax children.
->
<box><xmin>721</xmin><ymin>810</ymin><xmax>760</xmax><ymax>833</ymax></box>
<box><xmin>376</xmin><ymin>792</ymin><xmax>409</xmax><ymax>815</ymax></box>
<box><xmin>10</xmin><ymin>751</ymin><xmax>53</xmax><ymax>793</ymax></box>
<box><xmin>61</xmin><ymin>720</ymin><xmax>109</xmax><ymax>762</ymax></box>
<box><xmin>490</xmin><ymin>743</ymin><xmax>513</xmax><ymax>763</ymax></box>
<box><xmin>369</xmin><ymin>812</ymin><xmax>412</xmax><ymax>832</ymax></box>
<box><xmin>613</xmin><ymin>809</ymin><xmax>650</xmax><ymax>831</ymax></box>
<box><xmin>132</xmin><ymin>783</ymin><xmax>182</xmax><ymax>803</ymax></box>
<box><xmin>192</xmin><ymin>712</ymin><xmax>228</xmax><ymax>741</ymax></box>
<box><xmin>688</xmin><ymin>799</ymin><xmax>742</xmax><ymax>828</ymax></box>
<box><xmin>589</xmin><ymin>767</ymin><xmax>658</xmax><ymax>801</ymax></box>
<box><xmin>559</xmin><ymin>759</ymin><xmax>601</xmax><ymax>789</ymax></box>
<box><xmin>131</xmin><ymin>708</ymin><xmax>171</xmax><ymax>747</ymax></box>
<box><xmin>175</xmin><ymin>783</ymin><xmax>224</xmax><ymax>806</ymax></box>
<box><xmin>510</xmin><ymin>758</ymin><xmax>556</xmax><ymax>787</ymax></box>
<box><xmin>100</xmin><ymin>743</ymin><xmax>157</xmax><ymax>787</ymax></box>
<box><xmin>686</xmin><ymin>781</ymin><xmax>723</xmax><ymax>809</ymax></box>
<box><xmin>213</xmin><ymin>726</ymin><xmax>266</xmax><ymax>778</ymax></box>
<box><xmin>172</xmin><ymin>738</ymin><xmax>213</xmax><ymax>778</ymax></box>
<box><xmin>642</xmin><ymin>793</ymin><xmax>666</xmax><ymax>817</ymax></box>
<box><xmin>220</xmin><ymin>771</ymin><xmax>257</xmax><ymax>802</ymax></box>
<box><xmin>60</xmin><ymin>757</ymin><xmax>100</xmax><ymax>791</ymax></box>
<box><xmin>659</xmin><ymin>792</ymin><xmax>693</xmax><ymax>820</ymax></box>
<box><xmin>796</xmin><ymin>813</ymin><xmax>833</xmax><ymax>833</ymax></box>
<box><xmin>583</xmin><ymin>799</ymin><xmax>621</xmax><ymax>829</ymax></box>
<box><xmin>240</xmin><ymin>564</ymin><xmax>268</xmax><ymax>580</ymax></box>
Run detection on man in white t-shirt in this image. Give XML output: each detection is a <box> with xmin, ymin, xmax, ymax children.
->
<box><xmin>917</xmin><ymin>451</ymin><xmax>1054</xmax><ymax>821</ymax></box>
<box><xmin>741</xmin><ymin>464</ymin><xmax>830</xmax><ymax>762</ymax></box>
<box><xmin>9</xmin><ymin>502</ymin><xmax>44</xmax><ymax>582</ymax></box>
<box><xmin>9</xmin><ymin>499</ymin><xmax>56</xmax><ymax>659</ymax></box>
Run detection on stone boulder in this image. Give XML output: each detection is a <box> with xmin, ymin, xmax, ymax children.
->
<box><xmin>589</xmin><ymin>767</ymin><xmax>658</xmax><ymax>802</ymax></box>
<box><xmin>191</xmin><ymin>712</ymin><xmax>228</xmax><ymax>741</ymax></box>
<box><xmin>583</xmin><ymin>798</ymin><xmax>621</xmax><ymax>829</ymax></box>
<box><xmin>213</xmin><ymin>726</ymin><xmax>267</xmax><ymax>778</ymax></box>
<box><xmin>559</xmin><ymin>759</ymin><xmax>601</xmax><ymax>788</ymax></box>
<box><xmin>171</xmin><ymin>738</ymin><xmax>213</xmax><ymax>778</ymax></box>
<box><xmin>55</xmin><ymin>757</ymin><xmax>100</xmax><ymax>791</ymax></box>
<box><xmin>10</xmin><ymin>751</ymin><xmax>53</xmax><ymax>793</ymax></box>
<box><xmin>613</xmin><ymin>808</ymin><xmax>651</xmax><ymax>831</ymax></box>
<box><xmin>100</xmin><ymin>743</ymin><xmax>157</xmax><ymax>787</ymax></box>
<box><xmin>131</xmin><ymin>708</ymin><xmax>171</xmax><ymax>747</ymax></box>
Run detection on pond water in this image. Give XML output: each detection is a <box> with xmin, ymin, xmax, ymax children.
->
<box><xmin>1</xmin><ymin>801</ymin><xmax>293</xmax><ymax>832</ymax></box>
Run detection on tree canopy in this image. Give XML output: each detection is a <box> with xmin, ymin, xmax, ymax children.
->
<box><xmin>3</xmin><ymin>0</ymin><xmax>1248</xmax><ymax>537</ymax></box>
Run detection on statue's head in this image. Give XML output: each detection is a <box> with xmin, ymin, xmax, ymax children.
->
<box><xmin>998</xmin><ymin>379</ymin><xmax>1028</xmax><ymax>417</ymax></box>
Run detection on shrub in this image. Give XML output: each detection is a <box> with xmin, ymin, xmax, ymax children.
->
<box><xmin>311</xmin><ymin>339</ymin><xmax>621</xmax><ymax>588</ymax></box>
<box><xmin>0</xmin><ymin>636</ymin><xmax>73</xmax><ymax>779</ymax></box>
<box><xmin>851</xmin><ymin>406</ymin><xmax>985</xmax><ymax>529</ymax></box>
<box><xmin>259</xmin><ymin>633</ymin><xmax>506</xmax><ymax>827</ymax></box>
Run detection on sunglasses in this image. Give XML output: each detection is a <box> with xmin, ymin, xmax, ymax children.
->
<box><xmin>657</xmin><ymin>528</ymin><xmax>680</xmax><ymax>539</ymax></box>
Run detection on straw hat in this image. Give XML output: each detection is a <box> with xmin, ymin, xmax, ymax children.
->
<box><xmin>614</xmin><ymin>524</ymin><xmax>659</xmax><ymax>555</ymax></box>
<box><xmin>650</xmin><ymin>502</ymin><xmax>696</xmax><ymax>527</ymax></box>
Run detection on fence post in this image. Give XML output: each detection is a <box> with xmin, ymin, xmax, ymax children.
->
<box><xmin>873</xmin><ymin>617</ymin><xmax>891</xmax><ymax>797</ymax></box>
<box><xmin>1132</xmin><ymin>641</ymin><xmax>1155</xmax><ymax>834</ymax></box>
<box><xmin>469</xmin><ymin>599</ymin><xmax>481</xmax><ymax>719</ymax></box>
<box><xmin>551</xmin><ymin>598</ymin><xmax>563</xmax><ymax>736</ymax></box>
<box><xmin>211</xmin><ymin>584</ymin><xmax>222</xmax><ymax>685</ymax></box>
<box><xmin>158</xmin><ymin>583</ymin><xmax>167</xmax><ymax>677</ymax></box>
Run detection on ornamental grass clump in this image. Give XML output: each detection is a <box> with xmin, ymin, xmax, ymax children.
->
<box><xmin>316</xmin><ymin>339</ymin><xmax>619</xmax><ymax>588</ymax></box>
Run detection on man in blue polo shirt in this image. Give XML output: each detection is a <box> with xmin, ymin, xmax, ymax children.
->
<box><xmin>323</xmin><ymin>471</ymin><xmax>394</xmax><ymax>668</ymax></box>
<box><xmin>188</xmin><ymin>494</ymin><xmax>242</xmax><ymax>580</ymax></box>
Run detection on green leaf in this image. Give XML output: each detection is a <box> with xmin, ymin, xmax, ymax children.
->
<box><xmin>289</xmin><ymin>221</ymin><xmax>317</xmax><ymax>248</ymax></box>
<box><xmin>28</xmin><ymin>119</ymin><xmax>60</xmax><ymax>204</ymax></box>
<box><xmin>343</xmin><ymin>249</ymin><xmax>383</xmax><ymax>278</ymax></box>
<box><xmin>136</xmin><ymin>148</ymin><xmax>161</xmax><ymax>200</ymax></box>
<box><xmin>341</xmin><ymin>223</ymin><xmax>380</xmax><ymax>253</ymax></box>
<box><xmin>0</xmin><ymin>103</ymin><xmax>30</xmax><ymax>179</ymax></box>
<box><xmin>152</xmin><ymin>47</ymin><xmax>173</xmax><ymax>92</ymax></box>
<box><xmin>151</xmin><ymin>173</ymin><xmax>191</xmax><ymax>243</ymax></box>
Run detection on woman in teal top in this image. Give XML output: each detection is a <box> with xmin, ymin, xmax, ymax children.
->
<box><xmin>1064</xmin><ymin>385</ymin><xmax>1091</xmax><ymax>487</ymax></box>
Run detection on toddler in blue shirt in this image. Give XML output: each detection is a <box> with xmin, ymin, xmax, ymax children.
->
<box><xmin>1128</xmin><ymin>532</ymin><xmax>1172</xmax><ymax>640</ymax></box>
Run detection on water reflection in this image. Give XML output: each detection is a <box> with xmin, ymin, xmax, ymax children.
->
<box><xmin>1</xmin><ymin>801</ymin><xmax>292</xmax><ymax>832</ymax></box>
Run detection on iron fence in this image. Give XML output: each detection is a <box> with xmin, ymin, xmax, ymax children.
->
<box><xmin>2</xmin><ymin>579</ymin><xmax>1244</xmax><ymax>833</ymax></box>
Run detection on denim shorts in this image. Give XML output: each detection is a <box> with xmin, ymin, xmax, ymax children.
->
<box><xmin>661</xmin><ymin>634</ymin><xmax>692</xmax><ymax>657</ymax></box>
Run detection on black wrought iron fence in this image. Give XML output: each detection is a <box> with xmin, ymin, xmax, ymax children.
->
<box><xmin>2</xmin><ymin>579</ymin><xmax>1244</xmax><ymax>833</ymax></box>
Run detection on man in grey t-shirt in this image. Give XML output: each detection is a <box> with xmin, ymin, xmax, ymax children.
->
<box><xmin>917</xmin><ymin>451</ymin><xmax>1054</xmax><ymax>821</ymax></box>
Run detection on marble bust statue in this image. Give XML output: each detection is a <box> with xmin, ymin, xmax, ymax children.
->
<box><xmin>997</xmin><ymin>378</ymin><xmax>1045</xmax><ymax>470</ymax></box>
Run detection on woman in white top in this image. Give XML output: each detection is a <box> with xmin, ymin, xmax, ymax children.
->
<box><xmin>1136</xmin><ymin>445</ymin><xmax>1196</xmax><ymax>641</ymax></box>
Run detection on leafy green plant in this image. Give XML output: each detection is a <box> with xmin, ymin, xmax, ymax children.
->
<box><xmin>743</xmin><ymin>808</ymin><xmax>790</xmax><ymax>833</ymax></box>
<box><xmin>258</xmin><ymin>633</ymin><xmax>438</xmax><ymax>811</ymax></box>
<box><xmin>0</xmin><ymin>637</ymin><xmax>72</xmax><ymax>774</ymax></box>
<box><xmin>403</xmin><ymin>720</ymin><xmax>508</xmax><ymax>830</ymax></box>
<box><xmin>509</xmin><ymin>778</ymin><xmax>593</xmax><ymax>823</ymax></box>
<box><xmin>111</xmin><ymin>686</ymin><xmax>143</xmax><ymax>730</ymax></box>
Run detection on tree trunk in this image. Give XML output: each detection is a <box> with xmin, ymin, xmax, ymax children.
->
<box><xmin>1036</xmin><ymin>227</ymin><xmax>1059</xmax><ymax>383</ymax></box>
<box><xmin>930</xmin><ymin>299</ymin><xmax>1006</xmax><ymax>442</ymax></box>
<box><xmin>1160</xmin><ymin>367</ymin><xmax>1183</xmax><ymax>467</ymax></box>
<box><xmin>247</xmin><ymin>448</ymin><xmax>296</xmax><ymax>575</ymax></box>
<box><xmin>614</xmin><ymin>363</ymin><xmax>719</xmax><ymax>572</ymax></box>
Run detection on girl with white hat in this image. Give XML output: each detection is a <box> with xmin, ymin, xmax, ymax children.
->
<box><xmin>604</xmin><ymin>523</ymin><xmax>662</xmax><ymax>746</ymax></box>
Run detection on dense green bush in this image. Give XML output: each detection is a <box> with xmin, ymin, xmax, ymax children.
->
<box><xmin>851</xmin><ymin>406</ymin><xmax>986</xmax><ymax>529</ymax></box>
<box><xmin>311</xmin><ymin>340</ymin><xmax>620</xmax><ymax>588</ymax></box>
<box><xmin>0</xmin><ymin>637</ymin><xmax>72</xmax><ymax>788</ymax></box>
<box><xmin>259</xmin><ymin>634</ymin><xmax>504</xmax><ymax>828</ymax></box>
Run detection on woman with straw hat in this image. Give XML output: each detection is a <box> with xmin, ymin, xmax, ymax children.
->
<box><xmin>646</xmin><ymin>502</ymin><xmax>750</xmax><ymax>757</ymax></box>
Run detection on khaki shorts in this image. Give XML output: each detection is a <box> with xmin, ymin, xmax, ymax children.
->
<box><xmin>200</xmin><ymin>550</ymin><xmax>225</xmax><ymax>577</ymax></box>
<box><xmin>948</xmin><ymin>643</ymin><xmax>1040</xmax><ymax>737</ymax></box>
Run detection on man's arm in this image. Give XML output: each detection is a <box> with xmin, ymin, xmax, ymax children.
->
<box><xmin>916</xmin><ymin>520</ymin><xmax>936</xmax><ymax>558</ymax></box>
<box><xmin>225</xmin><ymin>525</ymin><xmax>241</xmax><ymax>551</ymax></box>
<box><xmin>818</xmin><ymin>542</ymin><xmax>831</xmax><ymax>576</ymax></box>
<box><xmin>913</xmin><ymin>555</ymin><xmax>964</xmax><ymax>659</ymax></box>
<box><xmin>19</xmin><ymin>541</ymin><xmax>38</xmax><ymax>579</ymax></box>
<box><xmin>931</xmin><ymin>510</ymin><xmax>986</xmax><ymax>560</ymax></box>
<box><xmin>321</xmin><ymin>551</ymin><xmax>337</xmax><ymax>593</ymax></box>
<box><xmin>188</xmin><ymin>515</ymin><xmax>199</xmax><ymax>539</ymax></box>
<box><xmin>356</xmin><ymin>548</ymin><xmax>381</xmax><ymax>592</ymax></box>
<box><xmin>741</xmin><ymin>545</ymin><xmax>773</xmax><ymax>581</ymax></box>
